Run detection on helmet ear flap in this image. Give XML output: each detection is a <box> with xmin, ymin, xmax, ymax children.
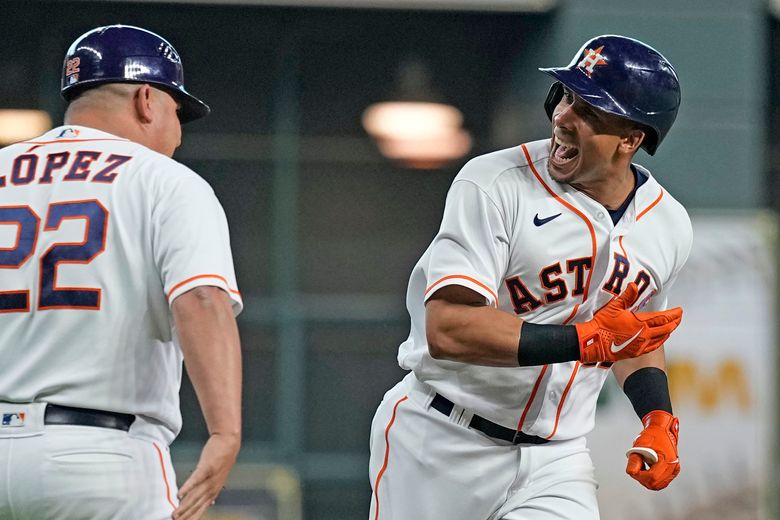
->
<box><xmin>544</xmin><ymin>82</ymin><xmax>563</xmax><ymax>120</ymax></box>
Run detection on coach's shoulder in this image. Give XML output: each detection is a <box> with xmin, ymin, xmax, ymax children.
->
<box><xmin>137</xmin><ymin>149</ymin><xmax>214</xmax><ymax>191</ymax></box>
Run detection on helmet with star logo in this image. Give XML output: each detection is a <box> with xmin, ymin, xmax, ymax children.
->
<box><xmin>539</xmin><ymin>34</ymin><xmax>681</xmax><ymax>156</ymax></box>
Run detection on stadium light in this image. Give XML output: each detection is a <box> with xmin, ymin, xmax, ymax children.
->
<box><xmin>0</xmin><ymin>110</ymin><xmax>52</xmax><ymax>145</ymax></box>
<box><xmin>362</xmin><ymin>59</ymin><xmax>472</xmax><ymax>169</ymax></box>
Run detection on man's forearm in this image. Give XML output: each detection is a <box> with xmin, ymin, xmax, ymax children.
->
<box><xmin>426</xmin><ymin>291</ymin><xmax>680</xmax><ymax>369</ymax></box>
<box><xmin>612</xmin><ymin>347</ymin><xmax>666</xmax><ymax>388</ymax></box>
<box><xmin>172</xmin><ymin>286</ymin><xmax>242</xmax><ymax>440</ymax></box>
<box><xmin>425</xmin><ymin>298</ymin><xmax>523</xmax><ymax>367</ymax></box>
<box><xmin>614</xmin><ymin>348</ymin><xmax>673</xmax><ymax>418</ymax></box>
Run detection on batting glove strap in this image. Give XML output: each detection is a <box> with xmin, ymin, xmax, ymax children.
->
<box><xmin>626</xmin><ymin>410</ymin><xmax>681</xmax><ymax>491</ymax></box>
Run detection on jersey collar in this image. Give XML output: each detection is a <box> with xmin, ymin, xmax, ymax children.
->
<box><xmin>35</xmin><ymin>125</ymin><xmax>130</xmax><ymax>142</ymax></box>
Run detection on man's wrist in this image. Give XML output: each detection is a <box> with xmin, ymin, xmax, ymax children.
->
<box><xmin>517</xmin><ymin>322</ymin><xmax>579</xmax><ymax>366</ymax></box>
<box><xmin>623</xmin><ymin>367</ymin><xmax>673</xmax><ymax>419</ymax></box>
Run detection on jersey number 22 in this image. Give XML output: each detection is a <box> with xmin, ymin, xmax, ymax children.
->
<box><xmin>0</xmin><ymin>200</ymin><xmax>107</xmax><ymax>312</ymax></box>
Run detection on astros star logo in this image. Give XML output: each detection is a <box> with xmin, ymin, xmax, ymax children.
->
<box><xmin>577</xmin><ymin>46</ymin><xmax>607</xmax><ymax>77</ymax></box>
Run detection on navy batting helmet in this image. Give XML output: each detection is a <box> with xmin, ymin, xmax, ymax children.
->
<box><xmin>539</xmin><ymin>35</ymin><xmax>680</xmax><ymax>155</ymax></box>
<box><xmin>61</xmin><ymin>25</ymin><xmax>210</xmax><ymax>123</ymax></box>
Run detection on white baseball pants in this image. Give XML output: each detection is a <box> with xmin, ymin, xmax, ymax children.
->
<box><xmin>0</xmin><ymin>404</ymin><xmax>178</xmax><ymax>520</ymax></box>
<box><xmin>369</xmin><ymin>373</ymin><xmax>600</xmax><ymax>520</ymax></box>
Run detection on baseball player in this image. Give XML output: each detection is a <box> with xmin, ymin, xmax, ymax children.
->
<box><xmin>369</xmin><ymin>35</ymin><xmax>691</xmax><ymax>519</ymax></box>
<box><xmin>0</xmin><ymin>26</ymin><xmax>241</xmax><ymax>520</ymax></box>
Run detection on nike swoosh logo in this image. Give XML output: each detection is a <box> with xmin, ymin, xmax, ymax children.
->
<box><xmin>533</xmin><ymin>213</ymin><xmax>562</xmax><ymax>226</ymax></box>
<box><xmin>610</xmin><ymin>327</ymin><xmax>645</xmax><ymax>353</ymax></box>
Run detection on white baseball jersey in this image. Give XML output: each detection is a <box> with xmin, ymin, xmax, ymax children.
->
<box><xmin>397</xmin><ymin>138</ymin><xmax>692</xmax><ymax>440</ymax></box>
<box><xmin>0</xmin><ymin>125</ymin><xmax>242</xmax><ymax>444</ymax></box>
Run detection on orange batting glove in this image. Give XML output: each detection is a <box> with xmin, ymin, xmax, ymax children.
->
<box><xmin>626</xmin><ymin>410</ymin><xmax>680</xmax><ymax>490</ymax></box>
<box><xmin>575</xmin><ymin>283</ymin><xmax>682</xmax><ymax>364</ymax></box>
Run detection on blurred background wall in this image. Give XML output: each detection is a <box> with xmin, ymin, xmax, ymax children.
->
<box><xmin>1</xmin><ymin>0</ymin><xmax>777</xmax><ymax>518</ymax></box>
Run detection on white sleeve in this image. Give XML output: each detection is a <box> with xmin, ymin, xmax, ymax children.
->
<box><xmin>424</xmin><ymin>179</ymin><xmax>509</xmax><ymax>306</ymax></box>
<box><xmin>151</xmin><ymin>174</ymin><xmax>243</xmax><ymax>315</ymax></box>
<box><xmin>640</xmin><ymin>244</ymin><xmax>692</xmax><ymax>313</ymax></box>
<box><xmin>640</xmin><ymin>279</ymin><xmax>672</xmax><ymax>313</ymax></box>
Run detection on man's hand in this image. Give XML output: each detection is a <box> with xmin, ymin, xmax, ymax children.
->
<box><xmin>575</xmin><ymin>283</ymin><xmax>682</xmax><ymax>363</ymax></box>
<box><xmin>626</xmin><ymin>410</ymin><xmax>680</xmax><ymax>491</ymax></box>
<box><xmin>172</xmin><ymin>432</ymin><xmax>240</xmax><ymax>519</ymax></box>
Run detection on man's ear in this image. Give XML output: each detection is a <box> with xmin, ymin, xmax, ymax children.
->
<box><xmin>619</xmin><ymin>128</ymin><xmax>645</xmax><ymax>154</ymax></box>
<box><xmin>133</xmin><ymin>84</ymin><xmax>154</xmax><ymax>124</ymax></box>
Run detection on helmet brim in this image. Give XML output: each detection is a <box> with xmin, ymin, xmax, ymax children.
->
<box><xmin>538</xmin><ymin>67</ymin><xmax>659</xmax><ymax>155</ymax></box>
<box><xmin>175</xmin><ymin>89</ymin><xmax>211</xmax><ymax>124</ymax></box>
<box><xmin>63</xmin><ymin>80</ymin><xmax>210</xmax><ymax>124</ymax></box>
<box><xmin>539</xmin><ymin>66</ymin><xmax>628</xmax><ymax>119</ymax></box>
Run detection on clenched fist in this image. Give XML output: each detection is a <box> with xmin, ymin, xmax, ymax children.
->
<box><xmin>626</xmin><ymin>410</ymin><xmax>680</xmax><ymax>490</ymax></box>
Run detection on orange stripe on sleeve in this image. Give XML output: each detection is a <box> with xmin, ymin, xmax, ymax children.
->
<box><xmin>424</xmin><ymin>274</ymin><xmax>498</xmax><ymax>305</ymax></box>
<box><xmin>167</xmin><ymin>274</ymin><xmax>241</xmax><ymax>300</ymax></box>
<box><xmin>521</xmin><ymin>144</ymin><xmax>597</xmax><ymax>302</ymax></box>
<box><xmin>373</xmin><ymin>395</ymin><xmax>408</xmax><ymax>520</ymax></box>
<box><xmin>636</xmin><ymin>189</ymin><xmax>664</xmax><ymax>221</ymax></box>
<box><xmin>153</xmin><ymin>442</ymin><xmax>177</xmax><ymax>511</ymax></box>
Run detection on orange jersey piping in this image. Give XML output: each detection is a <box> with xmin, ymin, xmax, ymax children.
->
<box><xmin>516</xmin><ymin>365</ymin><xmax>549</xmax><ymax>431</ymax></box>
<box><xmin>521</xmin><ymin>144</ymin><xmax>597</xmax><ymax>302</ymax></box>
<box><xmin>544</xmin><ymin>362</ymin><xmax>581</xmax><ymax>440</ymax></box>
<box><xmin>373</xmin><ymin>395</ymin><xmax>408</xmax><ymax>520</ymax></box>
<box><xmin>153</xmin><ymin>442</ymin><xmax>177</xmax><ymax>511</ymax></box>
<box><xmin>424</xmin><ymin>274</ymin><xmax>498</xmax><ymax>305</ymax></box>
<box><xmin>636</xmin><ymin>189</ymin><xmax>664</xmax><ymax>221</ymax></box>
<box><xmin>20</xmin><ymin>138</ymin><xmax>129</xmax><ymax>145</ymax></box>
<box><xmin>514</xmin><ymin>143</ymin><xmax>596</xmax><ymax>437</ymax></box>
<box><xmin>515</xmin><ymin>303</ymin><xmax>580</xmax><ymax>432</ymax></box>
<box><xmin>167</xmin><ymin>274</ymin><xmax>241</xmax><ymax>300</ymax></box>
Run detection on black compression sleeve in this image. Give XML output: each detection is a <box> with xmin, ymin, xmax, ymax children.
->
<box><xmin>623</xmin><ymin>367</ymin><xmax>673</xmax><ymax>419</ymax></box>
<box><xmin>517</xmin><ymin>322</ymin><xmax>579</xmax><ymax>366</ymax></box>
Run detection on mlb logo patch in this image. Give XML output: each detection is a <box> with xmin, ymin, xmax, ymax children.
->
<box><xmin>57</xmin><ymin>128</ymin><xmax>80</xmax><ymax>139</ymax></box>
<box><xmin>1</xmin><ymin>412</ymin><xmax>25</xmax><ymax>427</ymax></box>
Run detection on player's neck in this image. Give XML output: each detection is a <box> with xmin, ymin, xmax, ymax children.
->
<box><xmin>65</xmin><ymin>109</ymin><xmax>128</xmax><ymax>136</ymax></box>
<box><xmin>571</xmin><ymin>166</ymin><xmax>636</xmax><ymax>210</ymax></box>
<box><xmin>63</xmin><ymin>110</ymin><xmax>158</xmax><ymax>153</ymax></box>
